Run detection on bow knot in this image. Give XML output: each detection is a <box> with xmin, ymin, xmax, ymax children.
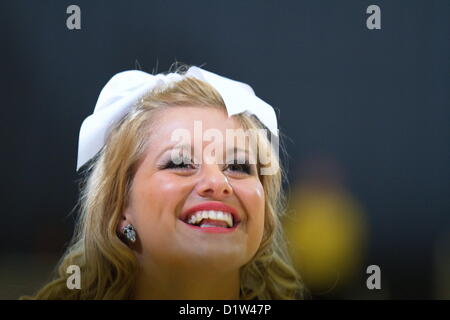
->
<box><xmin>77</xmin><ymin>66</ymin><xmax>278</xmax><ymax>171</ymax></box>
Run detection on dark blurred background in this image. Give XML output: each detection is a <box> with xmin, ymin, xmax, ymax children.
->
<box><xmin>0</xmin><ymin>0</ymin><xmax>449</xmax><ymax>299</ymax></box>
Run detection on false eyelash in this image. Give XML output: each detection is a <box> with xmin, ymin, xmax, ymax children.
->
<box><xmin>225</xmin><ymin>160</ymin><xmax>253</xmax><ymax>174</ymax></box>
<box><xmin>158</xmin><ymin>158</ymin><xmax>196</xmax><ymax>170</ymax></box>
<box><xmin>158</xmin><ymin>158</ymin><xmax>254</xmax><ymax>175</ymax></box>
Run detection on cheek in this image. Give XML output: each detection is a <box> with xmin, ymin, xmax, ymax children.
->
<box><xmin>131</xmin><ymin>173</ymin><xmax>190</xmax><ymax>225</ymax></box>
<box><xmin>148</xmin><ymin>176</ymin><xmax>181</xmax><ymax>205</ymax></box>
<box><xmin>130</xmin><ymin>173</ymin><xmax>194</xmax><ymax>254</ymax></box>
<box><xmin>234</xmin><ymin>179</ymin><xmax>265</xmax><ymax>238</ymax></box>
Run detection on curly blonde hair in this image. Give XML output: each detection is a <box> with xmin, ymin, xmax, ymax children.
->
<box><xmin>22</xmin><ymin>65</ymin><xmax>305</xmax><ymax>300</ymax></box>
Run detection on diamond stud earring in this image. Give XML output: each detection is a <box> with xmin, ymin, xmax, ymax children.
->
<box><xmin>122</xmin><ymin>224</ymin><xmax>137</xmax><ymax>243</ymax></box>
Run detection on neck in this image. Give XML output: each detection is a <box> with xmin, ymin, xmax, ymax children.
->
<box><xmin>133</xmin><ymin>262</ymin><xmax>241</xmax><ymax>300</ymax></box>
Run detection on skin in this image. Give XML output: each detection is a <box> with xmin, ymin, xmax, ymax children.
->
<box><xmin>118</xmin><ymin>106</ymin><xmax>266</xmax><ymax>299</ymax></box>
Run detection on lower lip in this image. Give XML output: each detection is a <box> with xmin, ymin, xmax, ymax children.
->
<box><xmin>181</xmin><ymin>220</ymin><xmax>239</xmax><ymax>233</ymax></box>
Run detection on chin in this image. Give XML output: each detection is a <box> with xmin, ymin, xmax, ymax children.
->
<box><xmin>177</xmin><ymin>247</ymin><xmax>248</xmax><ymax>270</ymax></box>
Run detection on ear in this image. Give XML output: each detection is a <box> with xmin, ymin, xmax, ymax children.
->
<box><xmin>117</xmin><ymin>207</ymin><xmax>134</xmax><ymax>234</ymax></box>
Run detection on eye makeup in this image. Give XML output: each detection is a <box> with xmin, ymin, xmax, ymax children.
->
<box><xmin>156</xmin><ymin>146</ymin><xmax>257</xmax><ymax>175</ymax></box>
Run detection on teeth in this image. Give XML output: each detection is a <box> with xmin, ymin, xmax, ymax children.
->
<box><xmin>200</xmin><ymin>224</ymin><xmax>217</xmax><ymax>228</ymax></box>
<box><xmin>188</xmin><ymin>216</ymin><xmax>195</xmax><ymax>224</ymax></box>
<box><xmin>186</xmin><ymin>210</ymin><xmax>234</xmax><ymax>228</ymax></box>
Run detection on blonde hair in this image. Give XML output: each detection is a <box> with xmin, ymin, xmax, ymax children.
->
<box><xmin>22</xmin><ymin>65</ymin><xmax>305</xmax><ymax>300</ymax></box>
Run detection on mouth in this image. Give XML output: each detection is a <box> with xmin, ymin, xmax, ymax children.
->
<box><xmin>179</xmin><ymin>202</ymin><xmax>241</xmax><ymax>232</ymax></box>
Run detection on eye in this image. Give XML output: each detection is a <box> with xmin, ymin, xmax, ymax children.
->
<box><xmin>225</xmin><ymin>159</ymin><xmax>253</xmax><ymax>175</ymax></box>
<box><xmin>159</xmin><ymin>157</ymin><xmax>197</xmax><ymax>171</ymax></box>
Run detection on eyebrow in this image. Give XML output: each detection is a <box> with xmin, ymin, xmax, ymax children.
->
<box><xmin>155</xmin><ymin>143</ymin><xmax>256</xmax><ymax>164</ymax></box>
<box><xmin>155</xmin><ymin>142</ymin><xmax>192</xmax><ymax>161</ymax></box>
<box><xmin>226</xmin><ymin>146</ymin><xmax>250</xmax><ymax>155</ymax></box>
<box><xmin>225</xmin><ymin>147</ymin><xmax>258</xmax><ymax>165</ymax></box>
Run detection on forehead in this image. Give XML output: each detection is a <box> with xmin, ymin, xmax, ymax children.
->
<box><xmin>149</xmin><ymin>106</ymin><xmax>244</xmax><ymax>140</ymax></box>
<box><xmin>136</xmin><ymin>105</ymin><xmax>260</xmax><ymax>168</ymax></box>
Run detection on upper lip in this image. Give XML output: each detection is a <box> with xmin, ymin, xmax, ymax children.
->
<box><xmin>180</xmin><ymin>202</ymin><xmax>241</xmax><ymax>224</ymax></box>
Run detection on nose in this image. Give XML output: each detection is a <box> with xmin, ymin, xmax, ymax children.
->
<box><xmin>195</xmin><ymin>164</ymin><xmax>233</xmax><ymax>200</ymax></box>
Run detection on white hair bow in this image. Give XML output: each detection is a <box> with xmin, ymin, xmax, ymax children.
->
<box><xmin>76</xmin><ymin>66</ymin><xmax>278</xmax><ymax>171</ymax></box>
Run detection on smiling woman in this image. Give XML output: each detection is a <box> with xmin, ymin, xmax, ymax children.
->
<box><xmin>21</xmin><ymin>64</ymin><xmax>305</xmax><ymax>300</ymax></box>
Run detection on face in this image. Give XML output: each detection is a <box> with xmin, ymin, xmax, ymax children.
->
<box><xmin>119</xmin><ymin>106</ymin><xmax>265</xmax><ymax>272</ymax></box>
